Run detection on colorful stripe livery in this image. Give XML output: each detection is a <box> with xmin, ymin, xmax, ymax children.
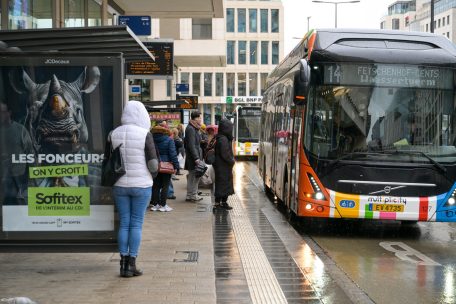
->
<box><xmin>299</xmin><ymin>183</ymin><xmax>456</xmax><ymax>222</ymax></box>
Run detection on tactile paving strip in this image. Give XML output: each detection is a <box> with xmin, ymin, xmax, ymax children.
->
<box><xmin>228</xmin><ymin>195</ymin><xmax>288</xmax><ymax>304</ymax></box>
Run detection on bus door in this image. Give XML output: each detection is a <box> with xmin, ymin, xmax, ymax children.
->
<box><xmin>271</xmin><ymin>92</ymin><xmax>284</xmax><ymax>194</ymax></box>
<box><xmin>289</xmin><ymin>106</ymin><xmax>304</xmax><ymax>212</ymax></box>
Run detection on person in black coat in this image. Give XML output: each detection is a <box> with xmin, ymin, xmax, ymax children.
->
<box><xmin>213</xmin><ymin>118</ymin><xmax>235</xmax><ymax>210</ymax></box>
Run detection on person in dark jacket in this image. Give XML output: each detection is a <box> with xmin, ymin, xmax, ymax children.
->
<box><xmin>184</xmin><ymin>111</ymin><xmax>204</xmax><ymax>202</ymax></box>
<box><xmin>213</xmin><ymin>118</ymin><xmax>235</xmax><ymax>210</ymax></box>
<box><xmin>150</xmin><ymin>123</ymin><xmax>179</xmax><ymax>212</ymax></box>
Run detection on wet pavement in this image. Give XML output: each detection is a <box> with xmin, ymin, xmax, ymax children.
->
<box><xmin>2</xmin><ymin>161</ymin><xmax>454</xmax><ymax>303</ymax></box>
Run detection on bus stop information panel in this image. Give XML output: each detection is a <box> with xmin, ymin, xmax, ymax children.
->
<box><xmin>0</xmin><ymin>53</ymin><xmax>123</xmax><ymax>249</ymax></box>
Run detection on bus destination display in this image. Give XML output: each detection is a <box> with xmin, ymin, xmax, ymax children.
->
<box><xmin>324</xmin><ymin>64</ymin><xmax>453</xmax><ymax>89</ymax></box>
<box><xmin>126</xmin><ymin>41</ymin><xmax>173</xmax><ymax>79</ymax></box>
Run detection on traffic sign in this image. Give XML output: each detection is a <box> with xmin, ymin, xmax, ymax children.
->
<box><xmin>176</xmin><ymin>83</ymin><xmax>189</xmax><ymax>93</ymax></box>
<box><xmin>118</xmin><ymin>16</ymin><xmax>151</xmax><ymax>36</ymax></box>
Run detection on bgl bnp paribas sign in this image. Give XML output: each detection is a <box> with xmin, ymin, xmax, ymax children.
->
<box><xmin>223</xmin><ymin>96</ymin><xmax>263</xmax><ymax>104</ymax></box>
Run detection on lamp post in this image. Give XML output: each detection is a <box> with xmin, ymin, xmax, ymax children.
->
<box><xmin>307</xmin><ymin>16</ymin><xmax>312</xmax><ymax>32</ymax></box>
<box><xmin>312</xmin><ymin>0</ymin><xmax>360</xmax><ymax>28</ymax></box>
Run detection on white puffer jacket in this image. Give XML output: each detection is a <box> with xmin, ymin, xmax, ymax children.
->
<box><xmin>111</xmin><ymin>100</ymin><xmax>153</xmax><ymax>188</ymax></box>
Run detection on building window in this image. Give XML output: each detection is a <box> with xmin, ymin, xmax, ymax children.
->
<box><xmin>226</xmin><ymin>8</ymin><xmax>234</xmax><ymax>32</ymax></box>
<box><xmin>249</xmin><ymin>73</ymin><xmax>258</xmax><ymax>96</ymax></box>
<box><xmin>249</xmin><ymin>9</ymin><xmax>257</xmax><ymax>32</ymax></box>
<box><xmin>261</xmin><ymin>41</ymin><xmax>269</xmax><ymax>65</ymax></box>
<box><xmin>9</xmin><ymin>0</ymin><xmax>53</xmax><ymax>29</ymax></box>
<box><xmin>192</xmin><ymin>73</ymin><xmax>201</xmax><ymax>96</ymax></box>
<box><xmin>443</xmin><ymin>17</ymin><xmax>446</xmax><ymax>26</ymax></box>
<box><xmin>448</xmin><ymin>16</ymin><xmax>450</xmax><ymax>25</ymax></box>
<box><xmin>380</xmin><ymin>21</ymin><xmax>385</xmax><ymax>29</ymax></box>
<box><xmin>216</xmin><ymin>73</ymin><xmax>224</xmax><ymax>96</ymax></box>
<box><xmin>271</xmin><ymin>9</ymin><xmax>279</xmax><ymax>33</ymax></box>
<box><xmin>250</xmin><ymin>41</ymin><xmax>258</xmax><ymax>64</ymax></box>
<box><xmin>166</xmin><ymin>79</ymin><xmax>171</xmax><ymax>97</ymax></box>
<box><xmin>272</xmin><ymin>41</ymin><xmax>279</xmax><ymax>64</ymax></box>
<box><xmin>238</xmin><ymin>41</ymin><xmax>247</xmax><ymax>64</ymax></box>
<box><xmin>204</xmin><ymin>73</ymin><xmax>213</xmax><ymax>96</ymax></box>
<box><xmin>438</xmin><ymin>18</ymin><xmax>441</xmax><ymax>28</ymax></box>
<box><xmin>238</xmin><ymin>8</ymin><xmax>246</xmax><ymax>32</ymax></box>
<box><xmin>87</xmin><ymin>0</ymin><xmax>101</xmax><ymax>26</ymax></box>
<box><xmin>203</xmin><ymin>104</ymin><xmax>211</xmax><ymax>125</ymax></box>
<box><xmin>260</xmin><ymin>73</ymin><xmax>268</xmax><ymax>95</ymax></box>
<box><xmin>227</xmin><ymin>73</ymin><xmax>235</xmax><ymax>96</ymax></box>
<box><xmin>426</xmin><ymin>23</ymin><xmax>429</xmax><ymax>32</ymax></box>
<box><xmin>260</xmin><ymin>9</ymin><xmax>268</xmax><ymax>33</ymax></box>
<box><xmin>227</xmin><ymin>40</ymin><xmax>235</xmax><ymax>64</ymax></box>
<box><xmin>64</xmin><ymin>0</ymin><xmax>85</xmax><ymax>27</ymax></box>
<box><xmin>181</xmin><ymin>72</ymin><xmax>190</xmax><ymax>84</ymax></box>
<box><xmin>192</xmin><ymin>18</ymin><xmax>212</xmax><ymax>39</ymax></box>
<box><xmin>238</xmin><ymin>73</ymin><xmax>246</xmax><ymax>96</ymax></box>
<box><xmin>392</xmin><ymin>18</ymin><xmax>400</xmax><ymax>30</ymax></box>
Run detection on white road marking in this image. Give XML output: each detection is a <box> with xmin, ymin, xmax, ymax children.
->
<box><xmin>379</xmin><ymin>242</ymin><xmax>442</xmax><ymax>266</ymax></box>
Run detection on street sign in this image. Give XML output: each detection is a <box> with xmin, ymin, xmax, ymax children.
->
<box><xmin>129</xmin><ymin>85</ymin><xmax>141</xmax><ymax>95</ymax></box>
<box><xmin>176</xmin><ymin>83</ymin><xmax>189</xmax><ymax>93</ymax></box>
<box><xmin>118</xmin><ymin>16</ymin><xmax>151</xmax><ymax>36</ymax></box>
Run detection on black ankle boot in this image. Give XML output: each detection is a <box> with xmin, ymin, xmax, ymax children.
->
<box><xmin>120</xmin><ymin>255</ymin><xmax>133</xmax><ymax>278</ymax></box>
<box><xmin>221</xmin><ymin>202</ymin><xmax>233</xmax><ymax>210</ymax></box>
<box><xmin>128</xmin><ymin>256</ymin><xmax>143</xmax><ymax>276</ymax></box>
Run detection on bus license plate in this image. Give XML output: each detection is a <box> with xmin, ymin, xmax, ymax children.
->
<box><xmin>371</xmin><ymin>204</ymin><xmax>404</xmax><ymax>212</ymax></box>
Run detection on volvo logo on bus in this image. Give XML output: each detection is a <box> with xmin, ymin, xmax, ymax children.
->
<box><xmin>384</xmin><ymin>186</ymin><xmax>391</xmax><ymax>194</ymax></box>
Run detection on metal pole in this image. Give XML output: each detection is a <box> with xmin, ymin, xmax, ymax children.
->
<box><xmin>307</xmin><ymin>16</ymin><xmax>311</xmax><ymax>31</ymax></box>
<box><xmin>430</xmin><ymin>0</ymin><xmax>435</xmax><ymax>33</ymax></box>
<box><xmin>334</xmin><ymin>3</ymin><xmax>338</xmax><ymax>28</ymax></box>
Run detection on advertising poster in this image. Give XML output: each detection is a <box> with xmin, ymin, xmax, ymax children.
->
<box><xmin>149</xmin><ymin>111</ymin><xmax>182</xmax><ymax>129</ymax></box>
<box><xmin>0</xmin><ymin>54</ymin><xmax>123</xmax><ymax>240</ymax></box>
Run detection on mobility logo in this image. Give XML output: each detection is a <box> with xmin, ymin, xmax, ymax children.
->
<box><xmin>28</xmin><ymin>187</ymin><xmax>90</xmax><ymax>216</ymax></box>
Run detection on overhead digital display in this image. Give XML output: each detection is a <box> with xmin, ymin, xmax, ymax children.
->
<box><xmin>126</xmin><ymin>41</ymin><xmax>173</xmax><ymax>79</ymax></box>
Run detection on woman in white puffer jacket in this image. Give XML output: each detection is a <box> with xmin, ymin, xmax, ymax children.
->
<box><xmin>110</xmin><ymin>100</ymin><xmax>158</xmax><ymax>278</ymax></box>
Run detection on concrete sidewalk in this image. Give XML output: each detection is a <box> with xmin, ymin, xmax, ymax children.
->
<box><xmin>0</xmin><ymin>174</ymin><xmax>215</xmax><ymax>304</ymax></box>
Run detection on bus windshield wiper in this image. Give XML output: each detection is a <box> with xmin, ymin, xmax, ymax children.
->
<box><xmin>385</xmin><ymin>149</ymin><xmax>447</xmax><ymax>174</ymax></box>
<box><xmin>327</xmin><ymin>152</ymin><xmax>384</xmax><ymax>169</ymax></box>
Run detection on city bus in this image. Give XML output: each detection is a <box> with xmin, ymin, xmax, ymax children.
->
<box><xmin>233</xmin><ymin>106</ymin><xmax>262</xmax><ymax>158</ymax></box>
<box><xmin>259</xmin><ymin>29</ymin><xmax>456</xmax><ymax>222</ymax></box>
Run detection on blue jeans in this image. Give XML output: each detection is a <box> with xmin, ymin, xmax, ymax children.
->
<box><xmin>168</xmin><ymin>180</ymin><xmax>174</xmax><ymax>197</ymax></box>
<box><xmin>112</xmin><ymin>186</ymin><xmax>151</xmax><ymax>257</ymax></box>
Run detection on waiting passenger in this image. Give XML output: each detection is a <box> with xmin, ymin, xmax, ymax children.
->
<box><xmin>213</xmin><ymin>119</ymin><xmax>235</xmax><ymax>210</ymax></box>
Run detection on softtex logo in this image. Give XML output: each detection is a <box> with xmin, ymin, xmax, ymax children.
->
<box><xmin>44</xmin><ymin>59</ymin><xmax>70</xmax><ymax>64</ymax></box>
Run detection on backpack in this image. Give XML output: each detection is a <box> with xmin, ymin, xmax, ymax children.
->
<box><xmin>204</xmin><ymin>138</ymin><xmax>216</xmax><ymax>165</ymax></box>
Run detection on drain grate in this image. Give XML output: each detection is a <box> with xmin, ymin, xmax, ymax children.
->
<box><xmin>173</xmin><ymin>250</ymin><xmax>199</xmax><ymax>262</ymax></box>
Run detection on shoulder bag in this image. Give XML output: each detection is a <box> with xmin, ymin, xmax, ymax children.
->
<box><xmin>155</xmin><ymin>144</ymin><xmax>175</xmax><ymax>175</ymax></box>
<box><xmin>101</xmin><ymin>133</ymin><xmax>126</xmax><ymax>186</ymax></box>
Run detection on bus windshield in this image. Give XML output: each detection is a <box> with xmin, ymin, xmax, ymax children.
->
<box><xmin>237</xmin><ymin>108</ymin><xmax>261</xmax><ymax>143</ymax></box>
<box><xmin>305</xmin><ymin>63</ymin><xmax>456</xmax><ymax>163</ymax></box>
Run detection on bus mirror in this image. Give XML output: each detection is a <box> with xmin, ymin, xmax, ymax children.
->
<box><xmin>294</xmin><ymin>59</ymin><xmax>311</xmax><ymax>105</ymax></box>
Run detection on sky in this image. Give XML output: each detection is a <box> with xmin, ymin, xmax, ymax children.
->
<box><xmin>282</xmin><ymin>0</ymin><xmax>396</xmax><ymax>54</ymax></box>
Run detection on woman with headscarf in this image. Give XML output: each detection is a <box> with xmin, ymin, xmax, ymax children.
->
<box><xmin>213</xmin><ymin>119</ymin><xmax>235</xmax><ymax>210</ymax></box>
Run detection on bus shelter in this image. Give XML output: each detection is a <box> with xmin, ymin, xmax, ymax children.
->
<box><xmin>0</xmin><ymin>26</ymin><xmax>154</xmax><ymax>251</ymax></box>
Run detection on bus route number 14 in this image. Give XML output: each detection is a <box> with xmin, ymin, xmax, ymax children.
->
<box><xmin>326</xmin><ymin>65</ymin><xmax>341</xmax><ymax>84</ymax></box>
